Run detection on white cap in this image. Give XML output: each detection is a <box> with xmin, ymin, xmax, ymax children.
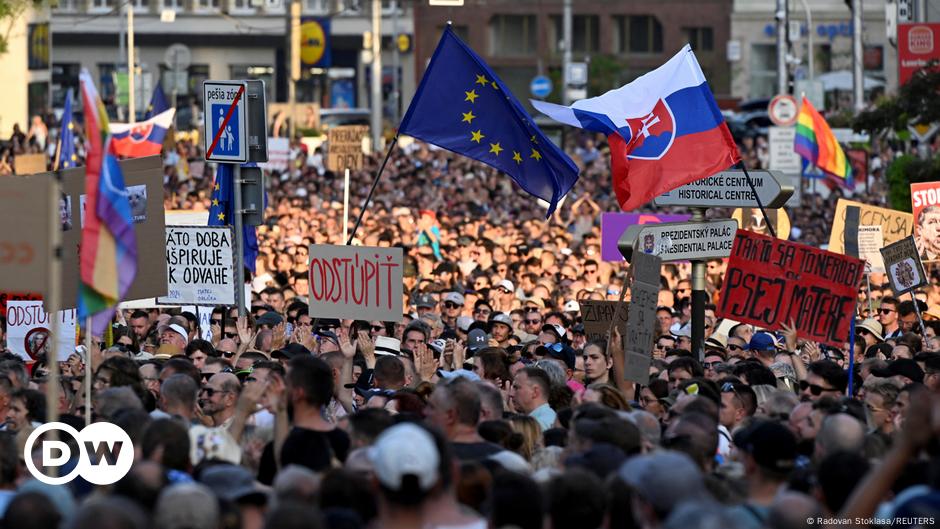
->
<box><xmin>456</xmin><ymin>316</ymin><xmax>474</xmax><ymax>332</ymax></box>
<box><xmin>370</xmin><ymin>423</ymin><xmax>440</xmax><ymax>491</ymax></box>
<box><xmin>443</xmin><ymin>292</ymin><xmax>465</xmax><ymax>306</ymax></box>
<box><xmin>563</xmin><ymin>300</ymin><xmax>580</xmax><ymax>312</ymax></box>
<box><xmin>374</xmin><ymin>336</ymin><xmax>401</xmax><ymax>356</ymax></box>
<box><xmin>496</xmin><ymin>279</ymin><xmax>514</xmax><ymax>293</ymax></box>
<box><xmin>160</xmin><ymin>323</ymin><xmax>189</xmax><ymax>343</ymax></box>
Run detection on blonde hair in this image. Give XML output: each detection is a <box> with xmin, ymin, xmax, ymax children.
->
<box><xmin>508</xmin><ymin>415</ymin><xmax>543</xmax><ymax>461</ymax></box>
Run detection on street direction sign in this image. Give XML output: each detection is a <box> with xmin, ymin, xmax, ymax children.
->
<box><xmin>653</xmin><ymin>170</ymin><xmax>793</xmax><ymax>209</ymax></box>
<box><xmin>530</xmin><ymin>75</ymin><xmax>552</xmax><ymax>98</ymax></box>
<box><xmin>203</xmin><ymin>80</ymin><xmax>248</xmax><ymax>163</ymax></box>
<box><xmin>618</xmin><ymin>219</ymin><xmax>739</xmax><ymax>263</ymax></box>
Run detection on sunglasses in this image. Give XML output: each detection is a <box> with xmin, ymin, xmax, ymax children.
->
<box><xmin>525</xmin><ymin>318</ymin><xmax>542</xmax><ymax>325</ymax></box>
<box><xmin>200</xmin><ymin>387</ymin><xmax>228</xmax><ymax>397</ymax></box>
<box><xmin>879</xmin><ymin>308</ymin><xmax>895</xmax><ymax>314</ymax></box>
<box><xmin>211</xmin><ymin>318</ymin><xmax>222</xmax><ymax>326</ymax></box>
<box><xmin>220</xmin><ymin>351</ymin><xmax>236</xmax><ymax>358</ymax></box>
<box><xmin>473</xmin><ymin>309</ymin><xmax>492</xmax><ymax>315</ymax></box>
<box><xmin>370</xmin><ymin>325</ymin><xmax>385</xmax><ymax>331</ymax></box>
<box><xmin>443</xmin><ymin>302</ymin><xmax>461</xmax><ymax>309</ymax></box>
<box><xmin>799</xmin><ymin>380</ymin><xmax>837</xmax><ymax>396</ymax></box>
<box><xmin>704</xmin><ymin>361</ymin><xmax>725</xmax><ymax>370</ymax></box>
<box><xmin>224</xmin><ymin>332</ymin><xmax>238</xmax><ymax>339</ymax></box>
<box><xmin>727</xmin><ymin>344</ymin><xmax>744</xmax><ymax>351</ymax></box>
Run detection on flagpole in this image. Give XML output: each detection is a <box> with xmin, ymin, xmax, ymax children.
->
<box><xmin>84</xmin><ymin>316</ymin><xmax>92</xmax><ymax>425</ymax></box>
<box><xmin>342</xmin><ymin>168</ymin><xmax>350</xmax><ymax>244</ymax></box>
<box><xmin>740</xmin><ymin>164</ymin><xmax>777</xmax><ymax>239</ymax></box>
<box><xmin>346</xmin><ymin>134</ymin><xmax>399</xmax><ymax>245</ymax></box>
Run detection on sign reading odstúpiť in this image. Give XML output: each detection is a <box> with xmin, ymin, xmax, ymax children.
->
<box><xmin>717</xmin><ymin>230</ymin><xmax>865</xmax><ymax>348</ymax></box>
<box><xmin>308</xmin><ymin>245</ymin><xmax>403</xmax><ymax>322</ymax></box>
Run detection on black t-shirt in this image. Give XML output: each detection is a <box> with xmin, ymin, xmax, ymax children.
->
<box><xmin>451</xmin><ymin>441</ymin><xmax>504</xmax><ymax>462</ymax></box>
<box><xmin>257</xmin><ymin>427</ymin><xmax>350</xmax><ymax>484</ymax></box>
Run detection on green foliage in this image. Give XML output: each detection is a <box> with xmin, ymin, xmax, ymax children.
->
<box><xmin>886</xmin><ymin>154</ymin><xmax>940</xmax><ymax>211</ymax></box>
<box><xmin>0</xmin><ymin>0</ymin><xmax>46</xmax><ymax>57</ymax></box>
<box><xmin>852</xmin><ymin>62</ymin><xmax>940</xmax><ymax>135</ymax></box>
<box><xmin>588</xmin><ymin>54</ymin><xmax>625</xmax><ymax>98</ymax></box>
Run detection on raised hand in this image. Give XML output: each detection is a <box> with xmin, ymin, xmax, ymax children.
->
<box><xmin>271</xmin><ymin>322</ymin><xmax>287</xmax><ymax>351</ymax></box>
<box><xmin>414</xmin><ymin>342</ymin><xmax>436</xmax><ymax>381</ymax></box>
<box><xmin>337</xmin><ymin>327</ymin><xmax>356</xmax><ymax>359</ymax></box>
<box><xmin>358</xmin><ymin>330</ymin><xmax>376</xmax><ymax>368</ymax></box>
<box><xmin>236</xmin><ymin>316</ymin><xmax>252</xmax><ymax>346</ymax></box>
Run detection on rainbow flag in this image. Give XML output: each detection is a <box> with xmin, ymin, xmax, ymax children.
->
<box><xmin>78</xmin><ymin>70</ymin><xmax>138</xmax><ymax>335</ymax></box>
<box><xmin>794</xmin><ymin>96</ymin><xmax>853</xmax><ymax>185</ymax></box>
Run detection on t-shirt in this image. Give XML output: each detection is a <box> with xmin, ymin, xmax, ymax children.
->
<box><xmin>280</xmin><ymin>427</ymin><xmax>350</xmax><ymax>473</ymax></box>
<box><xmin>451</xmin><ymin>441</ymin><xmax>504</xmax><ymax>462</ymax></box>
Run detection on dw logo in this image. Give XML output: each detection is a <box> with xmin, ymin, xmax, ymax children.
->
<box><xmin>24</xmin><ymin>422</ymin><xmax>134</xmax><ymax>485</ymax></box>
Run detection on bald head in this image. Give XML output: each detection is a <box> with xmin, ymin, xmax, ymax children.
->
<box><xmin>217</xmin><ymin>338</ymin><xmax>237</xmax><ymax>355</ymax></box>
<box><xmin>769</xmin><ymin>492</ymin><xmax>825</xmax><ymax>529</ymax></box>
<box><xmin>815</xmin><ymin>413</ymin><xmax>865</xmax><ymax>460</ymax></box>
<box><xmin>209</xmin><ymin>372</ymin><xmax>240</xmax><ymax>394</ymax></box>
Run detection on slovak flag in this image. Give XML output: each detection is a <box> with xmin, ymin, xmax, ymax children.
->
<box><xmin>533</xmin><ymin>45</ymin><xmax>740</xmax><ymax>211</ymax></box>
<box><xmin>109</xmin><ymin>108</ymin><xmax>175</xmax><ymax>158</ymax></box>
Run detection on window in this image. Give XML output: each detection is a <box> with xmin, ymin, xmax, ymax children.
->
<box><xmin>163</xmin><ymin>0</ymin><xmax>182</xmax><ymax>11</ymax></box>
<box><xmin>52</xmin><ymin>63</ymin><xmax>81</xmax><ymax>107</ymax></box>
<box><xmin>89</xmin><ymin>0</ymin><xmax>113</xmax><ymax>12</ymax></box>
<box><xmin>188</xmin><ymin>65</ymin><xmax>210</xmax><ymax>96</ymax></box>
<box><xmin>195</xmin><ymin>0</ymin><xmax>220</xmax><ymax>12</ymax></box>
<box><xmin>749</xmin><ymin>44</ymin><xmax>777</xmax><ymax>99</ymax></box>
<box><xmin>53</xmin><ymin>0</ymin><xmax>77</xmax><ymax>13</ymax></box>
<box><xmin>231</xmin><ymin>0</ymin><xmax>256</xmax><ymax>13</ymax></box>
<box><xmin>442</xmin><ymin>24</ymin><xmax>469</xmax><ymax>43</ymax></box>
<box><xmin>98</xmin><ymin>64</ymin><xmax>117</xmax><ymax>100</ymax></box>
<box><xmin>303</xmin><ymin>0</ymin><xmax>327</xmax><ymax>13</ymax></box>
<box><xmin>130</xmin><ymin>0</ymin><xmax>148</xmax><ymax>11</ymax></box>
<box><xmin>490</xmin><ymin>15</ymin><xmax>536</xmax><ymax>57</ymax></box>
<box><xmin>550</xmin><ymin>15</ymin><xmax>599</xmax><ymax>54</ymax></box>
<box><xmin>683</xmin><ymin>27</ymin><xmax>714</xmax><ymax>52</ymax></box>
<box><xmin>614</xmin><ymin>15</ymin><xmax>662</xmax><ymax>54</ymax></box>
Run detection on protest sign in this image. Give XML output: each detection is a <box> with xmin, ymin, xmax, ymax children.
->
<box><xmin>717</xmin><ymin>230</ymin><xmax>865</xmax><ymax>348</ymax></box>
<box><xmin>624</xmin><ymin>251</ymin><xmax>661</xmax><ymax>384</ymax></box>
<box><xmin>580</xmin><ymin>301</ymin><xmax>630</xmax><ymax>344</ymax></box>
<box><xmin>732</xmin><ymin>208</ymin><xmax>791</xmax><ymax>239</ymax></box>
<box><xmin>196</xmin><ymin>306</ymin><xmax>215</xmax><ymax>341</ymax></box>
<box><xmin>600</xmin><ymin>212</ymin><xmax>689</xmax><ymax>262</ymax></box>
<box><xmin>858</xmin><ymin>225</ymin><xmax>886</xmax><ymax>273</ymax></box>
<box><xmin>53</xmin><ymin>155</ymin><xmax>168</xmax><ymax>312</ymax></box>
<box><xmin>13</xmin><ymin>153</ymin><xmax>46</xmax><ymax>175</ymax></box>
<box><xmin>263</xmin><ymin>137</ymin><xmax>291</xmax><ymax>172</ymax></box>
<box><xmin>308</xmin><ymin>245</ymin><xmax>403</xmax><ymax>322</ymax></box>
<box><xmin>327</xmin><ymin>125</ymin><xmax>369</xmax><ymax>171</ymax></box>
<box><xmin>829</xmin><ymin>199</ymin><xmax>912</xmax><ymax>254</ymax></box>
<box><xmin>881</xmin><ymin>236</ymin><xmax>927</xmax><ymax>295</ymax></box>
<box><xmin>0</xmin><ymin>173</ymin><xmax>57</xmax><ymax>301</ymax></box>
<box><xmin>158</xmin><ymin>226</ymin><xmax>235</xmax><ymax>306</ymax></box>
<box><xmin>6</xmin><ymin>300</ymin><xmax>76</xmax><ymax>361</ymax></box>
<box><xmin>910</xmin><ymin>181</ymin><xmax>940</xmax><ymax>260</ymax></box>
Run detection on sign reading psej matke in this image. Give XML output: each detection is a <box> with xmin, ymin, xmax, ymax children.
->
<box><xmin>624</xmin><ymin>251</ymin><xmax>661</xmax><ymax>384</ymax></box>
<box><xmin>6</xmin><ymin>300</ymin><xmax>76</xmax><ymax>361</ymax></box>
<box><xmin>829</xmin><ymin>199</ymin><xmax>913</xmax><ymax>255</ymax></box>
<box><xmin>881</xmin><ymin>236</ymin><xmax>927</xmax><ymax>295</ymax></box>
<box><xmin>158</xmin><ymin>226</ymin><xmax>235</xmax><ymax>305</ymax></box>
<box><xmin>717</xmin><ymin>230</ymin><xmax>865</xmax><ymax>348</ymax></box>
<box><xmin>308</xmin><ymin>245</ymin><xmax>403</xmax><ymax>322</ymax></box>
<box><xmin>327</xmin><ymin>125</ymin><xmax>369</xmax><ymax>171</ymax></box>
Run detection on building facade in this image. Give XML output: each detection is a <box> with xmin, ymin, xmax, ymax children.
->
<box><xmin>411</xmin><ymin>0</ymin><xmax>734</xmax><ymax>111</ymax></box>
<box><xmin>0</xmin><ymin>7</ymin><xmax>52</xmax><ymax>138</ymax></box>
<box><xmin>50</xmin><ymin>0</ymin><xmax>415</xmax><ymax>128</ymax></box>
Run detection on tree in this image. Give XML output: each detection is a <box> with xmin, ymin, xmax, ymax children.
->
<box><xmin>0</xmin><ymin>0</ymin><xmax>44</xmax><ymax>55</ymax></box>
<box><xmin>852</xmin><ymin>63</ymin><xmax>940</xmax><ymax>136</ymax></box>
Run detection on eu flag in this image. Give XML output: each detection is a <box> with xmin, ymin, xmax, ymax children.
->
<box><xmin>398</xmin><ymin>26</ymin><xmax>579</xmax><ymax>215</ymax></box>
<box><xmin>56</xmin><ymin>90</ymin><xmax>77</xmax><ymax>170</ymax></box>
<box><xmin>209</xmin><ymin>163</ymin><xmax>259</xmax><ymax>274</ymax></box>
<box><xmin>145</xmin><ymin>84</ymin><xmax>170</xmax><ymax>119</ymax></box>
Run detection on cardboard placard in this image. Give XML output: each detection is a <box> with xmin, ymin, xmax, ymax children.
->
<box><xmin>600</xmin><ymin>212</ymin><xmax>690</xmax><ymax>262</ymax></box>
<box><xmin>858</xmin><ymin>225</ymin><xmax>886</xmax><ymax>274</ymax></box>
<box><xmin>0</xmin><ymin>173</ymin><xmax>57</xmax><ymax>300</ymax></box>
<box><xmin>580</xmin><ymin>301</ymin><xmax>630</xmax><ymax>345</ymax></box>
<box><xmin>910</xmin><ymin>181</ymin><xmax>940</xmax><ymax>260</ymax></box>
<box><xmin>327</xmin><ymin>125</ymin><xmax>369</xmax><ymax>171</ymax></box>
<box><xmin>262</xmin><ymin>137</ymin><xmax>291</xmax><ymax>172</ymax></box>
<box><xmin>624</xmin><ymin>251</ymin><xmax>661</xmax><ymax>384</ymax></box>
<box><xmin>13</xmin><ymin>153</ymin><xmax>47</xmax><ymax>175</ymax></box>
<box><xmin>157</xmin><ymin>226</ymin><xmax>235</xmax><ymax>306</ymax></box>
<box><xmin>308</xmin><ymin>245</ymin><xmax>403</xmax><ymax>322</ymax></box>
<box><xmin>51</xmin><ymin>156</ymin><xmax>168</xmax><ymax>312</ymax></box>
<box><xmin>829</xmin><ymin>199</ymin><xmax>913</xmax><ymax>255</ymax></box>
<box><xmin>6</xmin><ymin>300</ymin><xmax>76</xmax><ymax>361</ymax></box>
<box><xmin>880</xmin><ymin>236</ymin><xmax>927</xmax><ymax>295</ymax></box>
<box><xmin>717</xmin><ymin>230</ymin><xmax>865</xmax><ymax>348</ymax></box>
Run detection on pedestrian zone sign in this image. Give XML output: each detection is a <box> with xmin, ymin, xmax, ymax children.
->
<box><xmin>203</xmin><ymin>80</ymin><xmax>248</xmax><ymax>163</ymax></box>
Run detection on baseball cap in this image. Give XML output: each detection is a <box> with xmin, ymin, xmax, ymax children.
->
<box><xmin>672</xmin><ymin>325</ymin><xmax>691</xmax><ymax>339</ymax></box>
<box><xmin>416</xmin><ymin>293</ymin><xmax>437</xmax><ymax>309</ymax></box>
<box><xmin>524</xmin><ymin>297</ymin><xmax>545</xmax><ymax>309</ymax></box>
<box><xmin>456</xmin><ymin>316</ymin><xmax>474</xmax><ymax>333</ymax></box>
<box><xmin>618</xmin><ymin>451</ymin><xmax>708</xmax><ymax>513</ymax></box>
<box><xmin>871</xmin><ymin>358</ymin><xmax>925</xmax><ymax>383</ymax></box>
<box><xmin>746</xmin><ymin>332</ymin><xmax>777</xmax><ymax>353</ymax></box>
<box><xmin>314</xmin><ymin>318</ymin><xmax>341</xmax><ymax>331</ymax></box>
<box><xmin>436</xmin><ymin>369</ymin><xmax>481</xmax><ymax>382</ymax></box>
<box><xmin>467</xmin><ymin>329</ymin><xmax>488</xmax><ymax>354</ymax></box>
<box><xmin>159</xmin><ymin>323</ymin><xmax>189</xmax><ymax>343</ymax></box>
<box><xmin>429</xmin><ymin>339</ymin><xmax>447</xmax><ymax>355</ymax></box>
<box><xmin>856</xmin><ymin>318</ymin><xmax>885</xmax><ymax>342</ymax></box>
<box><xmin>541</xmin><ymin>323</ymin><xmax>567</xmax><ymax>342</ymax></box>
<box><xmin>370</xmin><ymin>423</ymin><xmax>440</xmax><ymax>492</ymax></box>
<box><xmin>272</xmin><ymin>343</ymin><xmax>310</xmax><ymax>360</ymax></box>
<box><xmin>496</xmin><ymin>280</ymin><xmax>514</xmax><ymax>293</ymax></box>
<box><xmin>443</xmin><ymin>292</ymin><xmax>465</xmax><ymax>306</ymax></box>
<box><xmin>490</xmin><ymin>313</ymin><xmax>513</xmax><ymax>329</ymax></box>
<box><xmin>256</xmin><ymin>312</ymin><xmax>283</xmax><ymax>327</ymax></box>
<box><xmin>155</xmin><ymin>483</ymin><xmax>220</xmax><ymax>529</ymax></box>
<box><xmin>732</xmin><ymin>419</ymin><xmax>797</xmax><ymax>474</ymax></box>
<box><xmin>199</xmin><ymin>464</ymin><xmax>269</xmax><ymax>504</ymax></box>
<box><xmin>539</xmin><ymin>342</ymin><xmax>576</xmax><ymax>370</ymax></box>
<box><xmin>356</xmin><ymin>387</ymin><xmax>396</xmax><ymax>401</ymax></box>
<box><xmin>375</xmin><ymin>336</ymin><xmax>401</xmax><ymax>356</ymax></box>
<box><xmin>563</xmin><ymin>300</ymin><xmax>580</xmax><ymax>312</ymax></box>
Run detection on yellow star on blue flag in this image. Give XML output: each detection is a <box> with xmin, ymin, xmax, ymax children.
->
<box><xmin>208</xmin><ymin>164</ymin><xmax>259</xmax><ymax>273</ymax></box>
<box><xmin>398</xmin><ymin>26</ymin><xmax>579</xmax><ymax>215</ymax></box>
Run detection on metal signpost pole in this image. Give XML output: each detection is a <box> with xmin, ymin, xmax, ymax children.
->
<box><xmin>234</xmin><ymin>163</ymin><xmax>246</xmax><ymax>317</ymax></box>
<box><xmin>691</xmin><ymin>207</ymin><xmax>707</xmax><ymax>361</ymax></box>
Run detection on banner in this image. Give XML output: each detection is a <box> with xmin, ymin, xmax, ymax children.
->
<box><xmin>858</xmin><ymin>225</ymin><xmax>886</xmax><ymax>273</ymax></box>
<box><xmin>717</xmin><ymin>230</ymin><xmax>865</xmax><ymax>348</ymax></box>
<box><xmin>14</xmin><ymin>154</ymin><xmax>46</xmax><ymax>175</ymax></box>
<box><xmin>327</xmin><ymin>125</ymin><xmax>369</xmax><ymax>171</ymax></box>
<box><xmin>157</xmin><ymin>226</ymin><xmax>235</xmax><ymax>306</ymax></box>
<box><xmin>6</xmin><ymin>300</ymin><xmax>76</xmax><ymax>361</ymax></box>
<box><xmin>624</xmin><ymin>251</ymin><xmax>661</xmax><ymax>384</ymax></box>
<box><xmin>828</xmin><ymin>199</ymin><xmax>912</xmax><ymax>255</ymax></box>
<box><xmin>0</xmin><ymin>173</ymin><xmax>57</xmax><ymax>302</ymax></box>
<box><xmin>911</xmin><ymin>181</ymin><xmax>940</xmax><ymax>260</ymax></box>
<box><xmin>579</xmin><ymin>301</ymin><xmax>630</xmax><ymax>344</ymax></box>
<box><xmin>308</xmin><ymin>245</ymin><xmax>403</xmax><ymax>322</ymax></box>
<box><xmin>600</xmin><ymin>212</ymin><xmax>690</xmax><ymax>262</ymax></box>
<box><xmin>262</xmin><ymin>137</ymin><xmax>290</xmax><ymax>172</ymax></box>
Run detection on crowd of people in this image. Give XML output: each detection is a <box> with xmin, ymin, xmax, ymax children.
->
<box><xmin>0</xmin><ymin>116</ymin><xmax>940</xmax><ymax>529</ymax></box>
